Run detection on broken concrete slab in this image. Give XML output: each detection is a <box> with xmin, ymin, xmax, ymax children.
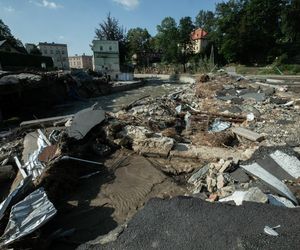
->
<box><xmin>241</xmin><ymin>163</ymin><xmax>298</xmax><ymax>204</ymax></box>
<box><xmin>232</xmin><ymin>127</ymin><xmax>265</xmax><ymax>142</ymax></box>
<box><xmin>120</xmin><ymin>125</ymin><xmax>153</xmax><ymax>141</ymax></box>
<box><xmin>219</xmin><ymin>187</ymin><xmax>268</xmax><ymax>206</ymax></box>
<box><xmin>67</xmin><ymin>104</ymin><xmax>105</xmax><ymax>140</ymax></box>
<box><xmin>133</xmin><ymin>137</ymin><xmax>174</xmax><ymax>157</ymax></box>
<box><xmin>240</xmin><ymin>92</ymin><xmax>266</xmax><ymax>102</ymax></box>
<box><xmin>269</xmin><ymin>150</ymin><xmax>300</xmax><ymax>179</ymax></box>
<box><xmin>229</xmin><ymin>168</ymin><xmax>250</xmax><ymax>183</ymax></box>
<box><xmin>188</xmin><ymin>164</ymin><xmax>210</xmax><ymax>184</ymax></box>
<box><xmin>256</xmin><ymin>155</ymin><xmax>295</xmax><ymax>180</ymax></box>
<box><xmin>170</xmin><ymin>143</ymin><xmax>244</xmax><ymax>161</ymax></box>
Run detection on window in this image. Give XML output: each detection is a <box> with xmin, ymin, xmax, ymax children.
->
<box><xmin>100</xmin><ymin>46</ymin><xmax>103</xmax><ymax>51</ymax></box>
<box><xmin>50</xmin><ymin>50</ymin><xmax>53</xmax><ymax>54</ymax></box>
<box><xmin>63</xmin><ymin>57</ymin><xmax>66</xmax><ymax>62</ymax></box>
<box><xmin>57</xmin><ymin>58</ymin><xmax>60</xmax><ymax>62</ymax></box>
<box><xmin>109</xmin><ymin>46</ymin><xmax>112</xmax><ymax>51</ymax></box>
<box><xmin>56</xmin><ymin>50</ymin><xmax>59</xmax><ymax>54</ymax></box>
<box><xmin>62</xmin><ymin>50</ymin><xmax>65</xmax><ymax>55</ymax></box>
<box><xmin>44</xmin><ymin>50</ymin><xmax>47</xmax><ymax>54</ymax></box>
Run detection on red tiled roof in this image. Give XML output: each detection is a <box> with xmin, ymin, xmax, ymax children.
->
<box><xmin>191</xmin><ymin>28</ymin><xmax>208</xmax><ymax>41</ymax></box>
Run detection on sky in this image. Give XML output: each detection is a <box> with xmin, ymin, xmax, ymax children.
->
<box><xmin>0</xmin><ymin>0</ymin><xmax>225</xmax><ymax>55</ymax></box>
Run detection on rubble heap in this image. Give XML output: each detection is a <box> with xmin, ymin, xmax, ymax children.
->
<box><xmin>0</xmin><ymin>72</ymin><xmax>300</xmax><ymax>248</ymax></box>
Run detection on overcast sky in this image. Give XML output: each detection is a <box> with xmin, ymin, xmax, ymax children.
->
<box><xmin>0</xmin><ymin>0</ymin><xmax>226</xmax><ymax>55</ymax></box>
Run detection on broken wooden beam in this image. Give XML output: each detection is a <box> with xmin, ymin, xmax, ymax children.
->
<box><xmin>20</xmin><ymin>115</ymin><xmax>74</xmax><ymax>129</ymax></box>
<box><xmin>231</xmin><ymin>127</ymin><xmax>264</xmax><ymax>142</ymax></box>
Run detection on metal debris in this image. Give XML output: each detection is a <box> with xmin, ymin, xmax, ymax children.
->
<box><xmin>0</xmin><ymin>188</ymin><xmax>57</xmax><ymax>246</ymax></box>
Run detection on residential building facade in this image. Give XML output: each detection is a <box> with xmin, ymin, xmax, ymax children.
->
<box><xmin>191</xmin><ymin>28</ymin><xmax>208</xmax><ymax>54</ymax></box>
<box><xmin>38</xmin><ymin>42</ymin><xmax>69</xmax><ymax>69</ymax></box>
<box><xmin>91</xmin><ymin>40</ymin><xmax>120</xmax><ymax>79</ymax></box>
<box><xmin>69</xmin><ymin>53</ymin><xmax>93</xmax><ymax>70</ymax></box>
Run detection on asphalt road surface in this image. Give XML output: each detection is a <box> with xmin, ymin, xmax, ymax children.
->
<box><xmin>79</xmin><ymin>196</ymin><xmax>300</xmax><ymax>250</ymax></box>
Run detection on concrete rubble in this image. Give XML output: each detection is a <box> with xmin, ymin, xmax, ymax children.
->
<box><xmin>0</xmin><ymin>72</ymin><xmax>300</xmax><ymax>248</ymax></box>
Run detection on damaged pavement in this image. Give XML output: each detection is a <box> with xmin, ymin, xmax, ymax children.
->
<box><xmin>0</xmin><ymin>72</ymin><xmax>300</xmax><ymax>249</ymax></box>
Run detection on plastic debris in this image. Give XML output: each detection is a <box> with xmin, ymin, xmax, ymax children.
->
<box><xmin>268</xmin><ymin>194</ymin><xmax>296</xmax><ymax>208</ymax></box>
<box><xmin>209</xmin><ymin>118</ymin><xmax>231</xmax><ymax>132</ymax></box>
<box><xmin>246</xmin><ymin>113</ymin><xmax>255</xmax><ymax>121</ymax></box>
<box><xmin>264</xmin><ymin>225</ymin><xmax>280</xmax><ymax>237</ymax></box>
<box><xmin>175</xmin><ymin>105</ymin><xmax>182</xmax><ymax>114</ymax></box>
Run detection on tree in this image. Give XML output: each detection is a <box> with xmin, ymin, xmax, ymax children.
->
<box><xmin>95</xmin><ymin>13</ymin><xmax>127</xmax><ymax>64</ymax></box>
<box><xmin>156</xmin><ymin>17</ymin><xmax>179</xmax><ymax>63</ymax></box>
<box><xmin>127</xmin><ymin>27</ymin><xmax>151</xmax><ymax>66</ymax></box>
<box><xmin>95</xmin><ymin>13</ymin><xmax>125</xmax><ymax>41</ymax></box>
<box><xmin>281</xmin><ymin>0</ymin><xmax>300</xmax><ymax>43</ymax></box>
<box><xmin>178</xmin><ymin>17</ymin><xmax>195</xmax><ymax>72</ymax></box>
<box><xmin>195</xmin><ymin>10</ymin><xmax>215</xmax><ymax>32</ymax></box>
<box><xmin>0</xmin><ymin>19</ymin><xmax>26</xmax><ymax>53</ymax></box>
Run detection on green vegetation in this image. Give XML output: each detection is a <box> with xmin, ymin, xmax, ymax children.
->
<box><xmin>0</xmin><ymin>19</ymin><xmax>27</xmax><ymax>53</ymax></box>
<box><xmin>94</xmin><ymin>1</ymin><xmax>300</xmax><ymax>73</ymax></box>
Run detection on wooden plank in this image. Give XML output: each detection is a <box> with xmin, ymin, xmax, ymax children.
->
<box><xmin>231</xmin><ymin>127</ymin><xmax>264</xmax><ymax>142</ymax></box>
<box><xmin>14</xmin><ymin>156</ymin><xmax>27</xmax><ymax>178</ymax></box>
<box><xmin>20</xmin><ymin>115</ymin><xmax>73</xmax><ymax>128</ymax></box>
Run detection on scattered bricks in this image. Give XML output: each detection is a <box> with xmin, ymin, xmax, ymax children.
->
<box><xmin>206</xmin><ymin>170</ymin><xmax>217</xmax><ymax>193</ymax></box>
<box><xmin>217</xmin><ymin>174</ymin><xmax>227</xmax><ymax>189</ymax></box>
<box><xmin>207</xmin><ymin>193</ymin><xmax>218</xmax><ymax>202</ymax></box>
<box><xmin>219</xmin><ymin>160</ymin><xmax>232</xmax><ymax>173</ymax></box>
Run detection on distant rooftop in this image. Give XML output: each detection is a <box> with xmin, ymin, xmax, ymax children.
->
<box><xmin>38</xmin><ymin>42</ymin><xmax>67</xmax><ymax>47</ymax></box>
<box><xmin>191</xmin><ymin>28</ymin><xmax>208</xmax><ymax>41</ymax></box>
<box><xmin>69</xmin><ymin>53</ymin><xmax>92</xmax><ymax>57</ymax></box>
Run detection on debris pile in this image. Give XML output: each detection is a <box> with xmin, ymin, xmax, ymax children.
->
<box><xmin>0</xmin><ymin>72</ymin><xmax>300</xmax><ymax>248</ymax></box>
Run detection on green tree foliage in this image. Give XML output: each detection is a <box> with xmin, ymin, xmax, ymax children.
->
<box><xmin>156</xmin><ymin>17</ymin><xmax>179</xmax><ymax>63</ymax></box>
<box><xmin>212</xmin><ymin>0</ymin><xmax>285</xmax><ymax>64</ymax></box>
<box><xmin>0</xmin><ymin>19</ymin><xmax>26</xmax><ymax>53</ymax></box>
<box><xmin>195</xmin><ymin>10</ymin><xmax>215</xmax><ymax>32</ymax></box>
<box><xmin>127</xmin><ymin>27</ymin><xmax>151</xmax><ymax>65</ymax></box>
<box><xmin>95</xmin><ymin>13</ymin><xmax>127</xmax><ymax>64</ymax></box>
<box><xmin>178</xmin><ymin>17</ymin><xmax>195</xmax><ymax>72</ymax></box>
<box><xmin>95</xmin><ymin>13</ymin><xmax>125</xmax><ymax>41</ymax></box>
<box><xmin>281</xmin><ymin>0</ymin><xmax>300</xmax><ymax>43</ymax></box>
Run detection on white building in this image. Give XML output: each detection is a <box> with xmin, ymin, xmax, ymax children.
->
<box><xmin>38</xmin><ymin>42</ymin><xmax>69</xmax><ymax>69</ymax></box>
<box><xmin>91</xmin><ymin>40</ymin><xmax>120</xmax><ymax>79</ymax></box>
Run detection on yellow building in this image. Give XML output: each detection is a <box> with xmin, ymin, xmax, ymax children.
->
<box><xmin>191</xmin><ymin>28</ymin><xmax>208</xmax><ymax>54</ymax></box>
<box><xmin>69</xmin><ymin>54</ymin><xmax>93</xmax><ymax>70</ymax></box>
